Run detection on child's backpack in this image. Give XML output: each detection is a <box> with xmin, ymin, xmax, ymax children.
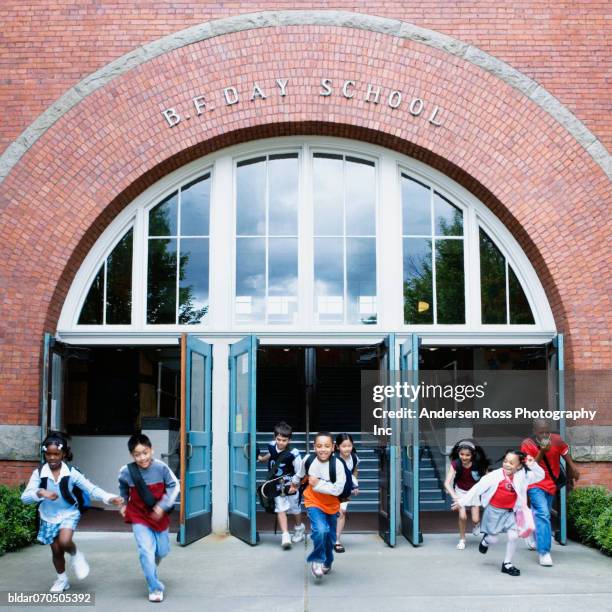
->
<box><xmin>452</xmin><ymin>459</ymin><xmax>482</xmax><ymax>488</ymax></box>
<box><xmin>301</xmin><ymin>454</ymin><xmax>354</xmax><ymax>502</ymax></box>
<box><xmin>257</xmin><ymin>447</ymin><xmax>296</xmax><ymax>514</ymax></box>
<box><xmin>38</xmin><ymin>465</ymin><xmax>91</xmax><ymax>513</ymax></box>
<box><xmin>127</xmin><ymin>462</ymin><xmax>175</xmax><ymax>514</ymax></box>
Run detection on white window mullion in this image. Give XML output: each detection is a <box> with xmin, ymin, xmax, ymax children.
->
<box><xmin>264</xmin><ymin>157</ymin><xmax>270</xmax><ymax>325</ymax></box>
<box><xmin>466</xmin><ymin>208</ymin><xmax>481</xmax><ymax>330</ymax></box>
<box><xmin>505</xmin><ymin>259</ymin><xmax>510</xmax><ymax>325</ymax></box>
<box><xmin>301</xmin><ymin>145</ymin><xmax>314</xmax><ymax>329</ymax></box>
<box><xmin>342</xmin><ymin>157</ymin><xmax>348</xmax><ymax>324</ymax></box>
<box><xmin>102</xmin><ymin>260</ymin><xmax>108</xmax><ymax>325</ymax></box>
<box><xmin>430</xmin><ymin>189</ymin><xmax>437</xmax><ymax>324</ymax></box>
<box><xmin>133</xmin><ymin>209</ymin><xmax>147</xmax><ymax>330</ymax></box>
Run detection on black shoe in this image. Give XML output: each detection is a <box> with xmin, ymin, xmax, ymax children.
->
<box><xmin>501</xmin><ymin>562</ymin><xmax>521</xmax><ymax>576</ymax></box>
<box><xmin>479</xmin><ymin>536</ymin><xmax>488</xmax><ymax>554</ymax></box>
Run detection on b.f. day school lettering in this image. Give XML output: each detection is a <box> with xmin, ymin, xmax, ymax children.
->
<box><xmin>161</xmin><ymin>78</ymin><xmax>444</xmax><ymax>128</ymax></box>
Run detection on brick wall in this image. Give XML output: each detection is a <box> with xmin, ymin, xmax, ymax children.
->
<box><xmin>0</xmin><ymin>461</ymin><xmax>38</xmax><ymax>487</ymax></box>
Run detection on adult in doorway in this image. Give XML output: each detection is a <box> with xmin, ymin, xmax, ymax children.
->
<box><xmin>520</xmin><ymin>419</ymin><xmax>580</xmax><ymax>566</ymax></box>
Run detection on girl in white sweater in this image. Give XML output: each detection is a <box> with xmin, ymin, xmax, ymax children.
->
<box><xmin>452</xmin><ymin>450</ymin><xmax>544</xmax><ymax>576</ymax></box>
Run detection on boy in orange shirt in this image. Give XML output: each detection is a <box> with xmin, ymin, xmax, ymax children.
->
<box><xmin>289</xmin><ymin>431</ymin><xmax>346</xmax><ymax>580</ymax></box>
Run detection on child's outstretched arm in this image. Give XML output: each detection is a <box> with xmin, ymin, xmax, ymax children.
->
<box><xmin>312</xmin><ymin>458</ymin><xmax>346</xmax><ymax>496</ymax></box>
<box><xmin>523</xmin><ymin>455</ymin><xmax>545</xmax><ymax>484</ymax></box>
<box><xmin>71</xmin><ymin>469</ymin><xmax>123</xmax><ymax>506</ymax></box>
<box><xmin>443</xmin><ymin>463</ymin><xmax>457</xmax><ymax>499</ymax></box>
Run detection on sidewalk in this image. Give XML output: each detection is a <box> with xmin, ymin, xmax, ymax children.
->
<box><xmin>1</xmin><ymin>532</ymin><xmax>611</xmax><ymax>612</ymax></box>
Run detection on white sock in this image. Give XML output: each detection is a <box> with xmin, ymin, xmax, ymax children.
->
<box><xmin>57</xmin><ymin>572</ymin><xmax>67</xmax><ymax>580</ymax></box>
<box><xmin>504</xmin><ymin>531</ymin><xmax>518</xmax><ymax>564</ymax></box>
<box><xmin>485</xmin><ymin>534</ymin><xmax>498</xmax><ymax>545</ymax></box>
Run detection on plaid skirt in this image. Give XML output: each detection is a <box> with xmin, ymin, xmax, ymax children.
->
<box><xmin>37</xmin><ymin>514</ymin><xmax>80</xmax><ymax>545</ymax></box>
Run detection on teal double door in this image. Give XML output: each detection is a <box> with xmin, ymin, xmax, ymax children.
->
<box><xmin>227</xmin><ymin>333</ymin><xmax>422</xmax><ymax>547</ymax></box>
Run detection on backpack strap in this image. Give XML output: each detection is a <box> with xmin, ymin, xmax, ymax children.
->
<box><xmin>59</xmin><ymin>475</ymin><xmax>78</xmax><ymax>507</ymax></box>
<box><xmin>127</xmin><ymin>462</ymin><xmax>157</xmax><ymax>509</ymax></box>
<box><xmin>37</xmin><ymin>465</ymin><xmax>48</xmax><ymax>491</ymax></box>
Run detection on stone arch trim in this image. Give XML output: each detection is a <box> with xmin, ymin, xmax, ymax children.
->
<box><xmin>0</xmin><ymin>9</ymin><xmax>610</xmax><ymax>183</ymax></box>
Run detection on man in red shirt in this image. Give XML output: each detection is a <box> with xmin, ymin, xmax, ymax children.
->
<box><xmin>521</xmin><ymin>419</ymin><xmax>580</xmax><ymax>567</ymax></box>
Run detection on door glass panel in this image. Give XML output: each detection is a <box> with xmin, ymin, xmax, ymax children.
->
<box><xmin>190</xmin><ymin>352</ymin><xmax>205</xmax><ymax>431</ymax></box>
<box><xmin>235</xmin><ymin>353</ymin><xmax>249</xmax><ymax>433</ymax></box>
<box><xmin>268</xmin><ymin>237</ymin><xmax>298</xmax><ymax>324</ymax></box>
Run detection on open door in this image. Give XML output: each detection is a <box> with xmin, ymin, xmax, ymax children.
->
<box><xmin>179</xmin><ymin>335</ymin><xmax>213</xmax><ymax>545</ymax></box>
<box><xmin>400</xmin><ymin>334</ymin><xmax>423</xmax><ymax>545</ymax></box>
<box><xmin>228</xmin><ymin>335</ymin><xmax>258</xmax><ymax>545</ymax></box>
<box><xmin>376</xmin><ymin>334</ymin><xmax>397</xmax><ymax>546</ymax></box>
<box><xmin>548</xmin><ymin>333</ymin><xmax>567</xmax><ymax>545</ymax></box>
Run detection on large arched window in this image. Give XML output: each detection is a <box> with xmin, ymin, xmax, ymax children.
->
<box><xmin>59</xmin><ymin>138</ymin><xmax>554</xmax><ymax>336</ymax></box>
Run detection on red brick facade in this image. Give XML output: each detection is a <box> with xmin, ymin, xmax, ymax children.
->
<box><xmin>0</xmin><ymin>5</ymin><xmax>610</xmax><ymax>487</ymax></box>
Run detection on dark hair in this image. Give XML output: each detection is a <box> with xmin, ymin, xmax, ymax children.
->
<box><xmin>504</xmin><ymin>448</ymin><xmax>527</xmax><ymax>465</ymax></box>
<box><xmin>449</xmin><ymin>438</ymin><xmax>490</xmax><ymax>476</ymax></box>
<box><xmin>42</xmin><ymin>431</ymin><xmax>73</xmax><ymax>462</ymax></box>
<box><xmin>314</xmin><ymin>431</ymin><xmax>334</xmax><ymax>444</ymax></box>
<box><xmin>273</xmin><ymin>421</ymin><xmax>293</xmax><ymax>439</ymax></box>
<box><xmin>128</xmin><ymin>433</ymin><xmax>152</xmax><ymax>453</ymax></box>
<box><xmin>335</xmin><ymin>433</ymin><xmax>356</xmax><ymax>450</ymax></box>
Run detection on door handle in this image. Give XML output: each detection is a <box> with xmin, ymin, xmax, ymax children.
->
<box><xmin>187</xmin><ymin>443</ymin><xmax>193</xmax><ymax>460</ymax></box>
<box><xmin>407</xmin><ymin>445</ymin><xmax>413</xmax><ymax>461</ymax></box>
<box><xmin>242</xmin><ymin>442</ymin><xmax>250</xmax><ymax>459</ymax></box>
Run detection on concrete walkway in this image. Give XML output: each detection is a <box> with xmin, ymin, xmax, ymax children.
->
<box><xmin>1</xmin><ymin>532</ymin><xmax>611</xmax><ymax>612</ymax></box>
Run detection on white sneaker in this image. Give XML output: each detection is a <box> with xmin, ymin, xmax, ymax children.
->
<box><xmin>71</xmin><ymin>551</ymin><xmax>90</xmax><ymax>580</ymax></box>
<box><xmin>311</xmin><ymin>562</ymin><xmax>324</xmax><ymax>579</ymax></box>
<box><xmin>148</xmin><ymin>590</ymin><xmax>164</xmax><ymax>602</ymax></box>
<box><xmin>281</xmin><ymin>532</ymin><xmax>292</xmax><ymax>549</ymax></box>
<box><xmin>456</xmin><ymin>539</ymin><xmax>466</xmax><ymax>550</ymax></box>
<box><xmin>526</xmin><ymin>537</ymin><xmax>536</xmax><ymax>551</ymax></box>
<box><xmin>50</xmin><ymin>576</ymin><xmax>70</xmax><ymax>593</ymax></box>
<box><xmin>471</xmin><ymin>523</ymin><xmax>481</xmax><ymax>537</ymax></box>
<box><xmin>291</xmin><ymin>524</ymin><xmax>306</xmax><ymax>543</ymax></box>
<box><xmin>539</xmin><ymin>553</ymin><xmax>553</xmax><ymax>566</ymax></box>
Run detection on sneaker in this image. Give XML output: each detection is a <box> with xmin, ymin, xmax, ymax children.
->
<box><xmin>71</xmin><ymin>551</ymin><xmax>90</xmax><ymax>580</ymax></box>
<box><xmin>456</xmin><ymin>539</ymin><xmax>466</xmax><ymax>550</ymax></box>
<box><xmin>539</xmin><ymin>553</ymin><xmax>553</xmax><ymax>566</ymax></box>
<box><xmin>478</xmin><ymin>536</ymin><xmax>488</xmax><ymax>554</ymax></box>
<box><xmin>322</xmin><ymin>566</ymin><xmax>331</xmax><ymax>575</ymax></box>
<box><xmin>471</xmin><ymin>523</ymin><xmax>481</xmax><ymax>536</ymax></box>
<box><xmin>50</xmin><ymin>576</ymin><xmax>70</xmax><ymax>593</ymax></box>
<box><xmin>291</xmin><ymin>524</ymin><xmax>306</xmax><ymax>544</ymax></box>
<box><xmin>526</xmin><ymin>537</ymin><xmax>536</xmax><ymax>551</ymax></box>
<box><xmin>281</xmin><ymin>532</ymin><xmax>292</xmax><ymax>549</ymax></box>
<box><xmin>501</xmin><ymin>562</ymin><xmax>521</xmax><ymax>576</ymax></box>
<box><xmin>310</xmin><ymin>562</ymin><xmax>324</xmax><ymax>579</ymax></box>
<box><xmin>148</xmin><ymin>590</ymin><xmax>164</xmax><ymax>602</ymax></box>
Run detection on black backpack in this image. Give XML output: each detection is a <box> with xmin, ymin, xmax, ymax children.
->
<box><xmin>302</xmin><ymin>454</ymin><xmax>354</xmax><ymax>502</ymax></box>
<box><xmin>257</xmin><ymin>447</ymin><xmax>296</xmax><ymax>514</ymax></box>
<box><xmin>38</xmin><ymin>465</ymin><xmax>90</xmax><ymax>513</ymax></box>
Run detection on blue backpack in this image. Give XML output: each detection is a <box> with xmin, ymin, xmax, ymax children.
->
<box><xmin>302</xmin><ymin>454</ymin><xmax>354</xmax><ymax>502</ymax></box>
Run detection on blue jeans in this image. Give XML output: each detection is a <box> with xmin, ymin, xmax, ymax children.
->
<box><xmin>528</xmin><ymin>487</ymin><xmax>555</xmax><ymax>554</ymax></box>
<box><xmin>306</xmin><ymin>507</ymin><xmax>338</xmax><ymax>567</ymax></box>
<box><xmin>132</xmin><ymin>524</ymin><xmax>170</xmax><ymax>593</ymax></box>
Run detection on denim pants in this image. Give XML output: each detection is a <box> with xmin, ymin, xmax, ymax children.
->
<box><xmin>132</xmin><ymin>523</ymin><xmax>170</xmax><ymax>593</ymax></box>
<box><xmin>306</xmin><ymin>507</ymin><xmax>338</xmax><ymax>567</ymax></box>
<box><xmin>528</xmin><ymin>487</ymin><xmax>555</xmax><ymax>554</ymax></box>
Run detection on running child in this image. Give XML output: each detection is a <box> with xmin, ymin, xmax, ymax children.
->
<box><xmin>21</xmin><ymin>431</ymin><xmax>123</xmax><ymax>593</ymax></box>
<box><xmin>452</xmin><ymin>450</ymin><xmax>544</xmax><ymax>576</ymax></box>
<box><xmin>443</xmin><ymin>439</ymin><xmax>489</xmax><ymax>549</ymax></box>
<box><xmin>334</xmin><ymin>433</ymin><xmax>360</xmax><ymax>553</ymax></box>
<box><xmin>289</xmin><ymin>431</ymin><xmax>347</xmax><ymax>580</ymax></box>
<box><xmin>257</xmin><ymin>421</ymin><xmax>305</xmax><ymax>548</ymax></box>
<box><xmin>118</xmin><ymin>433</ymin><xmax>180</xmax><ymax>603</ymax></box>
